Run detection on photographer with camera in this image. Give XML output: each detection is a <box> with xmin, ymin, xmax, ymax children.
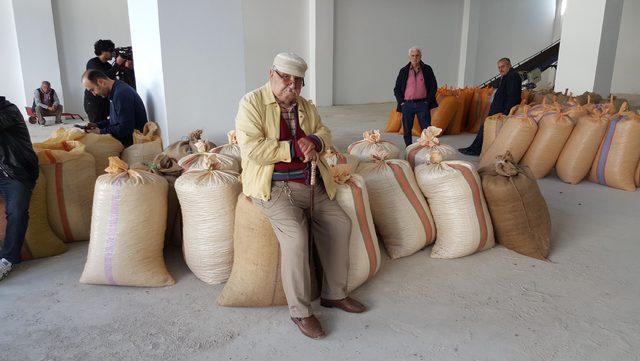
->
<box><xmin>84</xmin><ymin>39</ymin><xmax>125</xmax><ymax>123</ymax></box>
<box><xmin>115</xmin><ymin>46</ymin><xmax>136</xmax><ymax>89</ymax></box>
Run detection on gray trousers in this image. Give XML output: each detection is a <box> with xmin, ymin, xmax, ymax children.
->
<box><xmin>253</xmin><ymin>181</ymin><xmax>351</xmax><ymax>318</ymax></box>
<box><xmin>35</xmin><ymin>105</ymin><xmax>63</xmax><ymax>125</ymax></box>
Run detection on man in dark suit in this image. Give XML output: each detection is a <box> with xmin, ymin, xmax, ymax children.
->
<box><xmin>459</xmin><ymin>57</ymin><xmax>522</xmax><ymax>156</ymax></box>
<box><xmin>394</xmin><ymin>47</ymin><xmax>438</xmax><ymax>147</ymax></box>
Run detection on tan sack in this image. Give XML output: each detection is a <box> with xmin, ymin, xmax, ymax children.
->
<box><xmin>479</xmin><ymin>152</ymin><xmax>550</xmax><ymax>260</ymax></box>
<box><xmin>43</xmin><ymin>127</ymin><xmax>124</xmax><ymax>176</ymax></box>
<box><xmin>176</xmin><ymin>151</ymin><xmax>241</xmax><ymax>284</ymax></box>
<box><xmin>347</xmin><ymin>130</ymin><xmax>400</xmax><ymax>162</ymax></box>
<box><xmin>34</xmin><ymin>141</ymin><xmax>96</xmax><ymax>242</ymax></box>
<box><xmin>163</xmin><ymin>129</ymin><xmax>215</xmax><ymax>161</ymax></box>
<box><xmin>479</xmin><ymin>112</ymin><xmax>538</xmax><ymax>169</ymax></box>
<box><xmin>322</xmin><ymin>146</ymin><xmax>360</xmax><ymax>175</ymax></box>
<box><xmin>121</xmin><ymin>122</ymin><xmax>163</xmax><ymax>165</ymax></box>
<box><xmin>218</xmin><ymin>195</ymin><xmax>320</xmax><ymax>307</ymax></box>
<box><xmin>635</xmin><ymin>160</ymin><xmax>640</xmax><ymax>187</ymax></box>
<box><xmin>0</xmin><ymin>175</ymin><xmax>68</xmax><ymax>260</ymax></box>
<box><xmin>589</xmin><ymin>105</ymin><xmax>640</xmax><ymax>191</ymax></box>
<box><xmin>327</xmin><ymin>162</ymin><xmax>381</xmax><ymax>292</ymax></box>
<box><xmin>556</xmin><ymin>110</ymin><xmax>610</xmax><ymax>184</ymax></box>
<box><xmin>520</xmin><ymin>108</ymin><xmax>575</xmax><ymax>179</ymax></box>
<box><xmin>80</xmin><ymin>157</ymin><xmax>174</xmax><ymax>287</ymax></box>
<box><xmin>404</xmin><ymin>126</ymin><xmax>457</xmax><ymax>169</ymax></box>
<box><xmin>211</xmin><ymin>130</ymin><xmax>242</xmax><ymax>169</ymax></box>
<box><xmin>480</xmin><ymin>113</ymin><xmax>507</xmax><ymax>157</ymax></box>
<box><xmin>415</xmin><ymin>152</ymin><xmax>494</xmax><ymax>259</ymax></box>
<box><xmin>356</xmin><ymin>156</ymin><xmax>435</xmax><ymax>259</ymax></box>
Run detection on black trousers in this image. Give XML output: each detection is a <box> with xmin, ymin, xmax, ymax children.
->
<box><xmin>84</xmin><ymin>92</ymin><xmax>109</xmax><ymax>123</ymax></box>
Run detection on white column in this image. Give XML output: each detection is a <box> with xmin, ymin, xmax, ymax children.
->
<box><xmin>554</xmin><ymin>0</ymin><xmax>624</xmax><ymax>95</ymax></box>
<box><xmin>128</xmin><ymin>0</ymin><xmax>246</xmax><ymax>145</ymax></box>
<box><xmin>456</xmin><ymin>0</ymin><xmax>480</xmax><ymax>87</ymax></box>
<box><xmin>0</xmin><ymin>0</ymin><xmax>26</xmax><ymax>114</ymax></box>
<box><xmin>11</xmin><ymin>0</ymin><xmax>64</xmax><ymax>110</ymax></box>
<box><xmin>309</xmin><ymin>0</ymin><xmax>334</xmax><ymax>106</ymax></box>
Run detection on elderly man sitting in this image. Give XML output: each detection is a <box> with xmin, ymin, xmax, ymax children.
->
<box><xmin>32</xmin><ymin>81</ymin><xmax>63</xmax><ymax>125</ymax></box>
<box><xmin>235</xmin><ymin>52</ymin><xmax>366</xmax><ymax>340</ymax></box>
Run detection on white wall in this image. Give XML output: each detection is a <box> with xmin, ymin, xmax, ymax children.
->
<box><xmin>471</xmin><ymin>0</ymin><xmax>556</xmax><ymax>85</ymax></box>
<box><xmin>0</xmin><ymin>0</ymin><xmax>26</xmax><ymax>112</ymax></box>
<box><xmin>52</xmin><ymin>0</ymin><xmax>131</xmax><ymax>115</ymax></box>
<box><xmin>611</xmin><ymin>0</ymin><xmax>640</xmax><ymax>94</ymax></box>
<box><xmin>242</xmin><ymin>0</ymin><xmax>310</xmax><ymax>99</ymax></box>
<box><xmin>333</xmin><ymin>0</ymin><xmax>465</xmax><ymax>105</ymax></box>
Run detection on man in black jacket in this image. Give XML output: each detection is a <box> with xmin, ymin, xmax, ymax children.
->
<box><xmin>84</xmin><ymin>39</ymin><xmax>126</xmax><ymax>123</ymax></box>
<box><xmin>0</xmin><ymin>96</ymin><xmax>39</xmax><ymax>281</ymax></box>
<box><xmin>459</xmin><ymin>58</ymin><xmax>522</xmax><ymax>156</ymax></box>
<box><xmin>394</xmin><ymin>47</ymin><xmax>438</xmax><ymax>147</ymax></box>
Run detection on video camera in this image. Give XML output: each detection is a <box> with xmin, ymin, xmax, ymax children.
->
<box><xmin>114</xmin><ymin>46</ymin><xmax>133</xmax><ymax>61</ymax></box>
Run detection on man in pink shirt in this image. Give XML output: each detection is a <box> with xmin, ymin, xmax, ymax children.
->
<box><xmin>393</xmin><ymin>47</ymin><xmax>438</xmax><ymax>146</ymax></box>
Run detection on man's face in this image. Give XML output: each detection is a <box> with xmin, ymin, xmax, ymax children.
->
<box><xmin>83</xmin><ymin>78</ymin><xmax>110</xmax><ymax>97</ymax></box>
<box><xmin>101</xmin><ymin>50</ymin><xmax>114</xmax><ymax>61</ymax></box>
<box><xmin>498</xmin><ymin>60</ymin><xmax>511</xmax><ymax>76</ymax></box>
<box><xmin>269</xmin><ymin>69</ymin><xmax>303</xmax><ymax>104</ymax></box>
<box><xmin>409</xmin><ymin>50</ymin><xmax>422</xmax><ymax>67</ymax></box>
<box><xmin>41</xmin><ymin>84</ymin><xmax>50</xmax><ymax>93</ymax></box>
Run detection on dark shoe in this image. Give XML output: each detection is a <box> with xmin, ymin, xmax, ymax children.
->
<box><xmin>458</xmin><ymin>147</ymin><xmax>480</xmax><ymax>156</ymax></box>
<box><xmin>291</xmin><ymin>315</ymin><xmax>326</xmax><ymax>339</ymax></box>
<box><xmin>320</xmin><ymin>297</ymin><xmax>367</xmax><ymax>313</ymax></box>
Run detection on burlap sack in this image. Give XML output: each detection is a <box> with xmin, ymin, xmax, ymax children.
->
<box><xmin>0</xmin><ymin>176</ymin><xmax>68</xmax><ymax>260</ymax></box>
<box><xmin>431</xmin><ymin>95</ymin><xmax>458</xmax><ymax>131</ymax></box>
<box><xmin>43</xmin><ymin>127</ymin><xmax>124</xmax><ymax>176</ymax></box>
<box><xmin>415</xmin><ymin>153</ymin><xmax>494</xmax><ymax>259</ymax></box>
<box><xmin>356</xmin><ymin>157</ymin><xmax>435</xmax><ymax>259</ymax></box>
<box><xmin>175</xmin><ymin>152</ymin><xmax>241</xmax><ymax>284</ymax></box>
<box><xmin>80</xmin><ymin>158</ymin><xmax>174</xmax><ymax>287</ymax></box>
<box><xmin>34</xmin><ymin>141</ymin><xmax>96</xmax><ymax>242</ymax></box>
<box><xmin>218</xmin><ymin>195</ymin><xmax>320</xmax><ymax>307</ymax></box>
<box><xmin>479</xmin><ymin>152</ymin><xmax>551</xmax><ymax>260</ymax></box>
<box><xmin>121</xmin><ymin>122</ymin><xmax>163</xmax><ymax>165</ymax></box>
<box><xmin>347</xmin><ymin>130</ymin><xmax>400</xmax><ymax>162</ymax></box>
<box><xmin>574</xmin><ymin>92</ymin><xmax>602</xmax><ymax>106</ymax></box>
<box><xmin>635</xmin><ymin>161</ymin><xmax>640</xmax><ymax>187</ymax></box>
<box><xmin>385</xmin><ymin>108</ymin><xmax>402</xmax><ymax>133</ymax></box>
<box><xmin>404</xmin><ymin>126</ymin><xmax>457</xmax><ymax>169</ymax></box>
<box><xmin>520</xmin><ymin>109</ymin><xmax>575</xmax><ymax>179</ymax></box>
<box><xmin>589</xmin><ymin>107</ymin><xmax>640</xmax><ymax>191</ymax></box>
<box><xmin>322</xmin><ymin>147</ymin><xmax>359</xmax><ymax>174</ymax></box>
<box><xmin>480</xmin><ymin>113</ymin><xmax>507</xmax><ymax>157</ymax></box>
<box><xmin>445</xmin><ymin>92</ymin><xmax>465</xmax><ymax>135</ymax></box>
<box><xmin>163</xmin><ymin>129</ymin><xmax>216</xmax><ymax>161</ymax></box>
<box><xmin>479</xmin><ymin>113</ymin><xmax>538</xmax><ymax>169</ymax></box>
<box><xmin>211</xmin><ymin>130</ymin><xmax>242</xmax><ymax>169</ymax></box>
<box><xmin>467</xmin><ymin>88</ymin><xmax>495</xmax><ymax>133</ymax></box>
<box><xmin>556</xmin><ymin>111</ymin><xmax>610</xmax><ymax>184</ymax></box>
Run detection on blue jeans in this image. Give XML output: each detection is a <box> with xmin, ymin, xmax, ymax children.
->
<box><xmin>0</xmin><ymin>176</ymin><xmax>33</xmax><ymax>264</ymax></box>
<box><xmin>401</xmin><ymin>101</ymin><xmax>431</xmax><ymax>146</ymax></box>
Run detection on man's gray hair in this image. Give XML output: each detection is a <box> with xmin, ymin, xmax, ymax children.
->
<box><xmin>41</xmin><ymin>80</ymin><xmax>51</xmax><ymax>86</ymax></box>
<box><xmin>408</xmin><ymin>46</ymin><xmax>422</xmax><ymax>55</ymax></box>
<box><xmin>498</xmin><ymin>57</ymin><xmax>511</xmax><ymax>65</ymax></box>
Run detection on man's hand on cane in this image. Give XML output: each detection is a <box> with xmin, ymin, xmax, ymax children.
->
<box><xmin>298</xmin><ymin>138</ymin><xmax>318</xmax><ymax>163</ymax></box>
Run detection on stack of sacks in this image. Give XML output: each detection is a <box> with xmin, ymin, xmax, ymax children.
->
<box><xmin>584</xmin><ymin>96</ymin><xmax>617</xmax><ymax>116</ymax></box>
<box><xmin>176</xmin><ymin>143</ymin><xmax>241</xmax><ymax>284</ymax></box>
<box><xmin>431</xmin><ymin>92</ymin><xmax>459</xmax><ymax>132</ymax></box>
<box><xmin>562</xmin><ymin>99</ymin><xmax>588</xmax><ymax>120</ymax></box>
<box><xmin>218</xmin><ymin>195</ymin><xmax>320</xmax><ymax>307</ymax></box>
<box><xmin>416</xmin><ymin>152</ymin><xmax>494</xmax><ymax>259</ymax></box>
<box><xmin>43</xmin><ymin>127</ymin><xmax>124</xmax><ymax>176</ymax></box>
<box><xmin>556</xmin><ymin>108</ymin><xmax>611</xmax><ymax>184</ymax></box>
<box><xmin>445</xmin><ymin>89</ymin><xmax>466</xmax><ymax>135</ymax></box>
<box><xmin>513</xmin><ymin>98</ymin><xmax>555</xmax><ymax>123</ymax></box>
<box><xmin>386</xmin><ymin>108</ymin><xmax>421</xmax><ymax>136</ymax></box>
<box><xmin>479</xmin><ymin>153</ymin><xmax>551</xmax><ymax>259</ymax></box>
<box><xmin>356</xmin><ymin>153</ymin><xmax>435</xmax><ymax>259</ymax></box>
<box><xmin>458</xmin><ymin>88</ymin><xmax>476</xmax><ymax>132</ymax></box>
<box><xmin>163</xmin><ymin>129</ymin><xmax>216</xmax><ymax>161</ymax></box>
<box><xmin>636</xmin><ymin>161</ymin><xmax>640</xmax><ymax>188</ymax></box>
<box><xmin>574</xmin><ymin>92</ymin><xmax>602</xmax><ymax>106</ymax></box>
<box><xmin>323</xmin><ymin>149</ymin><xmax>381</xmax><ymax>292</ymax></box>
<box><xmin>589</xmin><ymin>104</ymin><xmax>640</xmax><ymax>191</ymax></box>
<box><xmin>80</xmin><ymin>157</ymin><xmax>174</xmax><ymax>287</ymax></box>
<box><xmin>467</xmin><ymin>87</ymin><xmax>496</xmax><ymax>133</ymax></box>
<box><xmin>480</xmin><ymin>113</ymin><xmax>507</xmax><ymax>157</ymax></box>
<box><xmin>0</xmin><ymin>175</ymin><xmax>68</xmax><ymax>260</ymax></box>
<box><xmin>404</xmin><ymin>126</ymin><xmax>457</xmax><ymax>169</ymax></box>
<box><xmin>142</xmin><ymin>153</ymin><xmax>184</xmax><ymax>246</ymax></box>
<box><xmin>479</xmin><ymin>110</ymin><xmax>538</xmax><ymax>169</ymax></box>
<box><xmin>121</xmin><ymin>122</ymin><xmax>163</xmax><ymax>165</ymax></box>
<box><xmin>211</xmin><ymin>130</ymin><xmax>242</xmax><ymax>169</ymax></box>
<box><xmin>520</xmin><ymin>105</ymin><xmax>576</xmax><ymax>179</ymax></box>
<box><xmin>34</xmin><ymin>141</ymin><xmax>96</xmax><ymax>242</ymax></box>
<box><xmin>347</xmin><ymin>130</ymin><xmax>400</xmax><ymax>162</ymax></box>
<box><xmin>531</xmin><ymin>89</ymin><xmax>556</xmax><ymax>104</ymax></box>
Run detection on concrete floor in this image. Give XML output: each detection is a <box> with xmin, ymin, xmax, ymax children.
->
<box><xmin>2</xmin><ymin>103</ymin><xmax>640</xmax><ymax>361</ymax></box>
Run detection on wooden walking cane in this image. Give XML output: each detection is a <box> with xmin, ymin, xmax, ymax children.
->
<box><xmin>309</xmin><ymin>160</ymin><xmax>324</xmax><ymax>292</ymax></box>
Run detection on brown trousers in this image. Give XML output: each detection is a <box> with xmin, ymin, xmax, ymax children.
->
<box><xmin>253</xmin><ymin>181</ymin><xmax>351</xmax><ymax>318</ymax></box>
<box><xmin>35</xmin><ymin>105</ymin><xmax>63</xmax><ymax>125</ymax></box>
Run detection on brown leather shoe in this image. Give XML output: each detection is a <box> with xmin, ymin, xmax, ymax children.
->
<box><xmin>320</xmin><ymin>297</ymin><xmax>367</xmax><ymax>313</ymax></box>
<box><xmin>291</xmin><ymin>315</ymin><xmax>325</xmax><ymax>339</ymax></box>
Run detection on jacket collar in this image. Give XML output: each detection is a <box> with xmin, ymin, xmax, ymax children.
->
<box><xmin>260</xmin><ymin>82</ymin><xmax>308</xmax><ymax>127</ymax></box>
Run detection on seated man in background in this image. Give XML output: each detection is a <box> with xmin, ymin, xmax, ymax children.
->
<box><xmin>32</xmin><ymin>81</ymin><xmax>63</xmax><ymax>125</ymax></box>
<box><xmin>0</xmin><ymin>96</ymin><xmax>39</xmax><ymax>281</ymax></box>
<box><xmin>459</xmin><ymin>57</ymin><xmax>522</xmax><ymax>156</ymax></box>
<box><xmin>81</xmin><ymin>69</ymin><xmax>147</xmax><ymax>147</ymax></box>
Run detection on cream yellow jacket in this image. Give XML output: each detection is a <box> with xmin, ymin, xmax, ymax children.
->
<box><xmin>235</xmin><ymin>82</ymin><xmax>335</xmax><ymax>201</ymax></box>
